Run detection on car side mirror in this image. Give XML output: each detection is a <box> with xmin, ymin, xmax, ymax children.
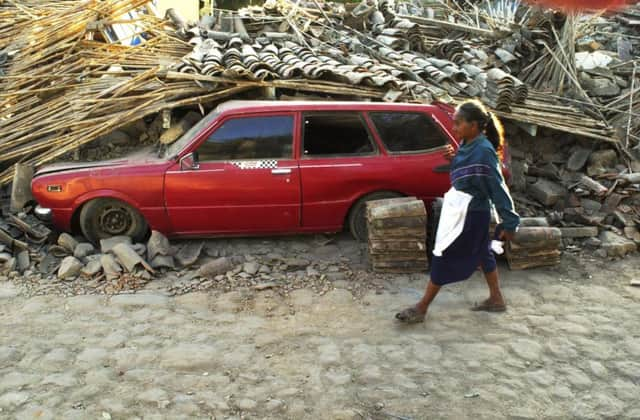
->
<box><xmin>180</xmin><ymin>152</ymin><xmax>199</xmax><ymax>171</ymax></box>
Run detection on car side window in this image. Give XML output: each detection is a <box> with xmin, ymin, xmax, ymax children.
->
<box><xmin>369</xmin><ymin>112</ymin><xmax>447</xmax><ymax>153</ymax></box>
<box><xmin>303</xmin><ymin>112</ymin><xmax>376</xmax><ymax>157</ymax></box>
<box><xmin>197</xmin><ymin>115</ymin><xmax>294</xmax><ymax>162</ymax></box>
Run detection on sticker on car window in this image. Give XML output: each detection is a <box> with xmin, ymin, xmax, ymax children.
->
<box><xmin>229</xmin><ymin>160</ymin><xmax>278</xmax><ymax>170</ymax></box>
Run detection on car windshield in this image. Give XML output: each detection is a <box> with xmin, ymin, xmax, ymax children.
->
<box><xmin>162</xmin><ymin>111</ymin><xmax>220</xmax><ymax>159</ymax></box>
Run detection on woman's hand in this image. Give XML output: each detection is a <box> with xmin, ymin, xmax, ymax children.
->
<box><xmin>443</xmin><ymin>144</ymin><xmax>456</xmax><ymax>161</ymax></box>
<box><xmin>499</xmin><ymin>230</ymin><xmax>516</xmax><ymax>241</ymax></box>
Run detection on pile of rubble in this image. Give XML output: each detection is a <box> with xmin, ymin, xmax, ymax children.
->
<box><xmin>506</xmin><ymin>124</ymin><xmax>640</xmax><ymax>258</ymax></box>
<box><xmin>1</xmin><ymin>0</ymin><xmax>636</xmax><ymax>187</ymax></box>
<box><xmin>0</xmin><ymin>210</ymin><xmax>385</xmax><ymax>298</ymax></box>
<box><xmin>0</xmin><ymin>0</ymin><xmax>638</xmax><ymax>270</ymax></box>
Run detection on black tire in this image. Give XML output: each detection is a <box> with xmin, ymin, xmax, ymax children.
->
<box><xmin>348</xmin><ymin>191</ymin><xmax>404</xmax><ymax>242</ymax></box>
<box><xmin>427</xmin><ymin>198</ymin><xmax>443</xmax><ymax>259</ymax></box>
<box><xmin>79</xmin><ymin>198</ymin><xmax>148</xmax><ymax>244</ymax></box>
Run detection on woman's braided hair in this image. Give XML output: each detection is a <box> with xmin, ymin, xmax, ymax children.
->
<box><xmin>456</xmin><ymin>100</ymin><xmax>505</xmax><ymax>153</ymax></box>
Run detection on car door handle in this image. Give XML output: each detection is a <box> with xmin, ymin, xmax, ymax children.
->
<box><xmin>271</xmin><ymin>168</ymin><xmax>292</xmax><ymax>175</ymax></box>
<box><xmin>433</xmin><ymin>164</ymin><xmax>451</xmax><ymax>173</ymax></box>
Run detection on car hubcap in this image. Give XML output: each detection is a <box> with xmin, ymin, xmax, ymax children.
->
<box><xmin>98</xmin><ymin>206</ymin><xmax>132</xmax><ymax>236</ymax></box>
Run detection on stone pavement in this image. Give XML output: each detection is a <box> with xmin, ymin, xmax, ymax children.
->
<box><xmin>1</xmin><ymin>255</ymin><xmax>639</xmax><ymax>420</ymax></box>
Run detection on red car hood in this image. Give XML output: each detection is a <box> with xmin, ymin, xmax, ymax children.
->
<box><xmin>35</xmin><ymin>147</ymin><xmax>163</xmax><ymax>176</ymax></box>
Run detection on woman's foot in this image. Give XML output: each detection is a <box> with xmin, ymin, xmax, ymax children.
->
<box><xmin>471</xmin><ymin>298</ymin><xmax>506</xmax><ymax>312</ymax></box>
<box><xmin>395</xmin><ymin>305</ymin><xmax>427</xmax><ymax>323</ymax></box>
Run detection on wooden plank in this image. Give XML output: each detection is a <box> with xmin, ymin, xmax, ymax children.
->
<box><xmin>369</xmin><ymin>240</ymin><xmax>427</xmax><ymax>253</ymax></box>
<box><xmin>512</xmin><ymin>227</ymin><xmax>562</xmax><ymax>244</ymax></box>
<box><xmin>368</xmin><ymin>200</ymin><xmax>426</xmax><ymax>220</ymax></box>
<box><xmin>369</xmin><ymin>229</ymin><xmax>426</xmax><ymax>239</ymax></box>
<box><xmin>508</xmin><ymin>241</ymin><xmax>561</xmax><ymax>252</ymax></box>
<box><xmin>369</xmin><ymin>216</ymin><xmax>427</xmax><ymax>230</ymax></box>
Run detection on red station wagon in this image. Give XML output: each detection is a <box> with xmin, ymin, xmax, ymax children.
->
<box><xmin>32</xmin><ymin>100</ymin><xmax>504</xmax><ymax>243</ymax></box>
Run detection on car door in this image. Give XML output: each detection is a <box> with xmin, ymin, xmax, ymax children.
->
<box><xmin>164</xmin><ymin>112</ymin><xmax>301</xmax><ymax>235</ymax></box>
<box><xmin>298</xmin><ymin>111</ymin><xmax>390</xmax><ymax>230</ymax></box>
<box><xmin>367</xmin><ymin>110</ymin><xmax>453</xmax><ymax>200</ymax></box>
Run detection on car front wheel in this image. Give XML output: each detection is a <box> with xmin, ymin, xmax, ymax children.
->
<box><xmin>79</xmin><ymin>198</ymin><xmax>148</xmax><ymax>244</ymax></box>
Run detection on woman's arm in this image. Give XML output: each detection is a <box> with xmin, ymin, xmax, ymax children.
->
<box><xmin>481</xmin><ymin>148</ymin><xmax>520</xmax><ymax>233</ymax></box>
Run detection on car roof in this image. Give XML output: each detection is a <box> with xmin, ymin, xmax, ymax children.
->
<box><xmin>214</xmin><ymin>100</ymin><xmax>436</xmax><ymax>115</ymax></box>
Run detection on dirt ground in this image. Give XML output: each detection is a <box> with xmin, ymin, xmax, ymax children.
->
<box><xmin>0</xmin><ymin>236</ymin><xmax>639</xmax><ymax>419</ymax></box>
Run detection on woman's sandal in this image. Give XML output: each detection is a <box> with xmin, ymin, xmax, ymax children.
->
<box><xmin>471</xmin><ymin>299</ymin><xmax>506</xmax><ymax>312</ymax></box>
<box><xmin>395</xmin><ymin>306</ymin><xmax>426</xmax><ymax>323</ymax></box>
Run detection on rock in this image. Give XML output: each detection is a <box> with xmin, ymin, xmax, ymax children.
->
<box><xmin>81</xmin><ymin>260</ymin><xmax>102</xmax><ymax>277</ymax></box>
<box><xmin>150</xmin><ymin>255</ymin><xmax>175</xmax><ymax>270</ymax></box>
<box><xmin>58</xmin><ymin>256</ymin><xmax>83</xmax><ymax>280</ymax></box>
<box><xmin>98</xmin><ymin>129</ymin><xmax>131</xmax><ymax>147</ymax></box>
<box><xmin>16</xmin><ymin>250</ymin><xmax>29</xmax><ymax>272</ymax></box>
<box><xmin>624</xmin><ymin>227</ymin><xmax>640</xmax><ymax>243</ymax></box>
<box><xmin>131</xmin><ymin>243</ymin><xmax>146</xmax><ymax>256</ymax></box>
<box><xmin>175</xmin><ymin>241</ymin><xmax>203</xmax><ymax>267</ymax></box>
<box><xmin>584</xmin><ymin>237</ymin><xmax>602</xmax><ymax>248</ymax></box>
<box><xmin>111</xmin><ymin>243</ymin><xmax>153</xmax><ymax>273</ymax></box>
<box><xmin>198</xmin><ymin>257</ymin><xmax>233</xmax><ymax>278</ymax></box>
<box><xmin>590</xmin><ymin>78</ymin><xmax>620</xmax><ymax>97</ymax></box>
<box><xmin>100</xmin><ymin>236</ymin><xmax>132</xmax><ymax>253</ymax></box>
<box><xmin>3</xmin><ymin>258</ymin><xmax>16</xmax><ymax>273</ymax></box>
<box><xmin>0</xmin><ymin>252</ymin><xmax>12</xmax><ymax>263</ymax></box>
<box><xmin>100</xmin><ymin>254</ymin><xmax>123</xmax><ymax>280</ymax></box>
<box><xmin>243</xmin><ymin>261</ymin><xmax>259</xmax><ymax>275</ymax></box>
<box><xmin>73</xmin><ymin>243</ymin><xmax>95</xmax><ymax>259</ymax></box>
<box><xmin>567</xmin><ymin>147</ymin><xmax>592</xmax><ymax>171</ymax></box>
<box><xmin>283</xmin><ymin>257</ymin><xmax>310</xmax><ymax>271</ymax></box>
<box><xmin>38</xmin><ymin>253</ymin><xmax>60</xmax><ymax>275</ymax></box>
<box><xmin>580</xmin><ymin>198</ymin><xmax>602</xmax><ymax>215</ymax></box>
<box><xmin>495</xmin><ymin>47</ymin><xmax>517</xmax><ymax>63</ymax></box>
<box><xmin>589</xmin><ymin>149</ymin><xmax>617</xmax><ymax>169</ymax></box>
<box><xmin>599</xmin><ymin>231</ymin><xmax>637</xmax><ymax>257</ymax></box>
<box><xmin>529</xmin><ymin>179</ymin><xmax>566</xmax><ymax>206</ymax></box>
<box><xmin>147</xmin><ymin>230</ymin><xmax>171</xmax><ymax>260</ymax></box>
<box><xmin>510</xmin><ymin>161</ymin><xmax>527</xmax><ymax>192</ymax></box>
<box><xmin>57</xmin><ymin>233</ymin><xmax>78</xmax><ymax>253</ymax></box>
<box><xmin>560</xmin><ymin>227</ymin><xmax>599</xmax><ymax>238</ymax></box>
<box><xmin>520</xmin><ymin>217</ymin><xmax>549</xmax><ymax>227</ymax></box>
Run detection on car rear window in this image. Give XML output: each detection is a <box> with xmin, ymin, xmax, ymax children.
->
<box><xmin>198</xmin><ymin>115</ymin><xmax>294</xmax><ymax>161</ymax></box>
<box><xmin>369</xmin><ymin>112</ymin><xmax>448</xmax><ymax>153</ymax></box>
<box><xmin>303</xmin><ymin>112</ymin><xmax>376</xmax><ymax>157</ymax></box>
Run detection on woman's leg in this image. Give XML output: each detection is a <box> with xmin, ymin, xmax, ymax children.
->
<box><xmin>482</xmin><ymin>268</ymin><xmax>505</xmax><ymax>306</ymax></box>
<box><xmin>396</xmin><ymin>279</ymin><xmax>441</xmax><ymax>322</ymax></box>
<box><xmin>416</xmin><ymin>280</ymin><xmax>441</xmax><ymax>315</ymax></box>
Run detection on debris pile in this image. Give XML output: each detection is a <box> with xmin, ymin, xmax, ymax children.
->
<box><xmin>0</xmin><ymin>215</ymin><xmax>385</xmax><ymax>298</ymax></box>
<box><xmin>0</xmin><ymin>0</ymin><xmax>638</xmax><ymax>267</ymax></box>
<box><xmin>507</xmin><ymin>126</ymin><xmax>639</xmax><ymax>258</ymax></box>
<box><xmin>1</xmin><ymin>0</ymin><xmax>634</xmax><ymax>189</ymax></box>
<box><xmin>366</xmin><ymin>197</ymin><xmax>428</xmax><ymax>273</ymax></box>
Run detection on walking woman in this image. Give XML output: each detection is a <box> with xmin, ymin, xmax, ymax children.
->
<box><xmin>396</xmin><ymin>100</ymin><xmax>520</xmax><ymax>323</ymax></box>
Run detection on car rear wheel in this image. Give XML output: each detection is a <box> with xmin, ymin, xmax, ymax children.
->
<box><xmin>79</xmin><ymin>198</ymin><xmax>148</xmax><ymax>244</ymax></box>
<box><xmin>348</xmin><ymin>191</ymin><xmax>404</xmax><ymax>242</ymax></box>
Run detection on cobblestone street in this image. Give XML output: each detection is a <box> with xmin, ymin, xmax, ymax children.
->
<box><xmin>1</xmin><ymin>247</ymin><xmax>639</xmax><ymax>419</ymax></box>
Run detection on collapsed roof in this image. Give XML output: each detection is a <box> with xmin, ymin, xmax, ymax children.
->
<box><xmin>0</xmin><ymin>0</ymin><xmax>638</xmax><ymax>185</ymax></box>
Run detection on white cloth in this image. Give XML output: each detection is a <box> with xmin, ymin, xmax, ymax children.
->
<box><xmin>433</xmin><ymin>187</ymin><xmax>473</xmax><ymax>257</ymax></box>
<box><xmin>491</xmin><ymin>240</ymin><xmax>504</xmax><ymax>255</ymax></box>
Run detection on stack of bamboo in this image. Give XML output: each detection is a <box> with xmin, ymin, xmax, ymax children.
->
<box><xmin>506</xmin><ymin>227</ymin><xmax>562</xmax><ymax>269</ymax></box>
<box><xmin>366</xmin><ymin>197</ymin><xmax>428</xmax><ymax>273</ymax></box>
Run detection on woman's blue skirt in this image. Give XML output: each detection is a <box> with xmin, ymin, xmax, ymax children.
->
<box><xmin>430</xmin><ymin>210</ymin><xmax>496</xmax><ymax>286</ymax></box>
